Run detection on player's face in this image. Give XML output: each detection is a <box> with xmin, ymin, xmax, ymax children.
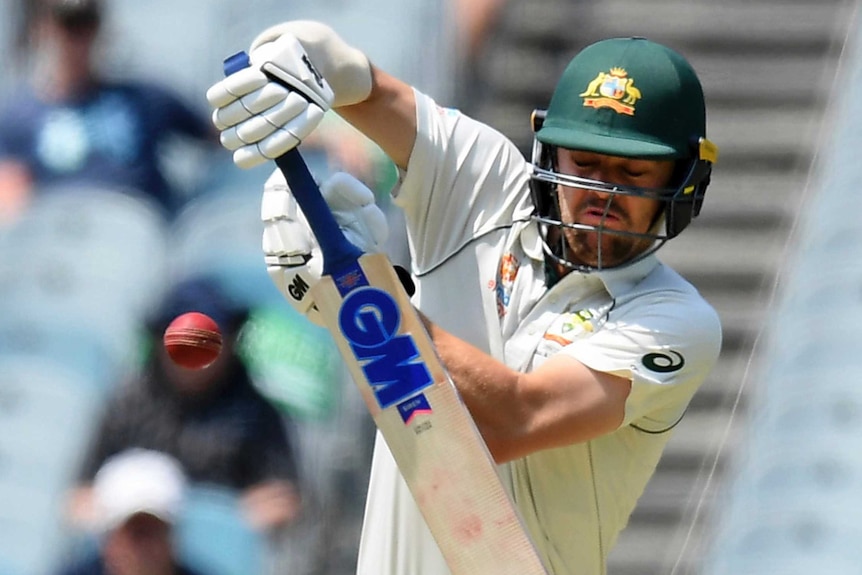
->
<box><xmin>554</xmin><ymin>149</ymin><xmax>674</xmax><ymax>269</ymax></box>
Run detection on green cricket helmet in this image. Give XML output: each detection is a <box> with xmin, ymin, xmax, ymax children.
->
<box><xmin>530</xmin><ymin>37</ymin><xmax>718</xmax><ymax>273</ymax></box>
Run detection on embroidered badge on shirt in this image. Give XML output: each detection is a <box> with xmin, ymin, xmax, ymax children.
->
<box><xmin>543</xmin><ymin>308</ymin><xmax>605</xmax><ymax>345</ymax></box>
<box><xmin>531</xmin><ymin>306</ymin><xmax>608</xmax><ymax>362</ymax></box>
<box><xmin>492</xmin><ymin>252</ymin><xmax>519</xmax><ymax>318</ymax></box>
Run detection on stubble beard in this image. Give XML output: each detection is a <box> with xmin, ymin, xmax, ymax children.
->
<box><xmin>562</xmin><ymin>227</ymin><xmax>654</xmax><ymax>269</ymax></box>
<box><xmin>558</xmin><ymin>196</ymin><xmax>653</xmax><ymax>269</ymax></box>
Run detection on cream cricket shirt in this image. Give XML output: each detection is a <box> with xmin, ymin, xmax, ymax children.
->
<box><xmin>356</xmin><ymin>91</ymin><xmax>722</xmax><ymax>575</ymax></box>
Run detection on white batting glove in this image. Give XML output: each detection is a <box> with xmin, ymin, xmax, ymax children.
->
<box><xmin>206</xmin><ymin>33</ymin><xmax>335</xmax><ymax>169</ymax></box>
<box><xmin>261</xmin><ymin>170</ymin><xmax>389</xmax><ymax>326</ymax></box>
<box><xmin>250</xmin><ymin>21</ymin><xmax>373</xmax><ymax>108</ymax></box>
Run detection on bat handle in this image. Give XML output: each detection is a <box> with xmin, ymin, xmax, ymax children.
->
<box><xmin>223</xmin><ymin>51</ymin><xmax>363</xmax><ymax>274</ymax></box>
<box><xmin>273</xmin><ymin>149</ymin><xmax>364</xmax><ymax>273</ymax></box>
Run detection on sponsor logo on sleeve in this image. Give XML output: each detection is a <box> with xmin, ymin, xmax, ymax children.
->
<box><xmin>641</xmin><ymin>351</ymin><xmax>685</xmax><ymax>373</ymax></box>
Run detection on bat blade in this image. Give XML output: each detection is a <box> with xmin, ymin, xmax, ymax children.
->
<box><xmin>312</xmin><ymin>253</ymin><xmax>548</xmax><ymax>574</ymax></box>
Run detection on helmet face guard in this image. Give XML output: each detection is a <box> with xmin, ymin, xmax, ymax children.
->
<box><xmin>529</xmin><ymin>129</ymin><xmax>717</xmax><ymax>272</ymax></box>
<box><xmin>528</xmin><ymin>37</ymin><xmax>719</xmax><ymax>273</ymax></box>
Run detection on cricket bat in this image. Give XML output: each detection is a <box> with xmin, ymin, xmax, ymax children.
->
<box><xmin>225</xmin><ymin>52</ymin><xmax>548</xmax><ymax>575</ymax></box>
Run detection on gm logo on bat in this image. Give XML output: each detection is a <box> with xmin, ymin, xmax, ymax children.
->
<box><xmin>339</xmin><ymin>285</ymin><xmax>434</xmax><ymax>421</ymax></box>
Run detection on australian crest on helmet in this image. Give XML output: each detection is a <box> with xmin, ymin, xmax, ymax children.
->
<box><xmin>579</xmin><ymin>67</ymin><xmax>642</xmax><ymax>116</ymax></box>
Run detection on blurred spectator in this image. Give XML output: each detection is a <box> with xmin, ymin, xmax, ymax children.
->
<box><xmin>58</xmin><ymin>448</ymin><xmax>208</xmax><ymax>575</ymax></box>
<box><xmin>0</xmin><ymin>0</ymin><xmax>217</xmax><ymax>223</ymax></box>
<box><xmin>454</xmin><ymin>0</ymin><xmax>507</xmax><ymax>66</ymax></box>
<box><xmin>453</xmin><ymin>0</ymin><xmax>598</xmax><ymax>153</ymax></box>
<box><xmin>68</xmin><ymin>275</ymin><xmax>301</xmax><ymax>535</ymax></box>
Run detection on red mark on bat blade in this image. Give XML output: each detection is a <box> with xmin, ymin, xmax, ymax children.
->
<box><xmin>456</xmin><ymin>514</ymin><xmax>483</xmax><ymax>543</ymax></box>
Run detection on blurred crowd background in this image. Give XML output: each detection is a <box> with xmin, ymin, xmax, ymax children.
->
<box><xmin>0</xmin><ymin>0</ymin><xmax>859</xmax><ymax>574</ymax></box>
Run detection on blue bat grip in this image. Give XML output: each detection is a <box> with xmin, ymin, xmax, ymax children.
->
<box><xmin>223</xmin><ymin>51</ymin><xmax>363</xmax><ymax>274</ymax></box>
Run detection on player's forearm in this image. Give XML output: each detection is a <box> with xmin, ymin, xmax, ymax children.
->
<box><xmin>419</xmin><ymin>312</ymin><xmax>529</xmax><ymax>463</ymax></box>
<box><xmin>420</xmin><ymin>312</ymin><xmax>632</xmax><ymax>463</ymax></box>
<box><xmin>335</xmin><ymin>65</ymin><xmax>417</xmax><ymax>171</ymax></box>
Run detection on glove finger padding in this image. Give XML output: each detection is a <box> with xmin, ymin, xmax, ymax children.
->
<box><xmin>212</xmin><ymin>81</ymin><xmax>293</xmax><ymax>133</ymax></box>
<box><xmin>321</xmin><ymin>172</ymin><xmax>388</xmax><ymax>253</ymax></box>
<box><xmin>207</xmin><ymin>31</ymin><xmax>334</xmax><ymax>169</ymax></box>
<box><xmin>260</xmin><ymin>169</ymin><xmax>392</xmax><ymax>325</ymax></box>
<box><xmin>261</xmin><ymin>168</ymin><xmax>317</xmax><ymax>259</ymax></box>
<box><xmin>261</xmin><ymin>169</ymin><xmax>324</xmax><ymax>325</ymax></box>
<box><xmin>231</xmin><ymin>100</ymin><xmax>325</xmax><ymax>169</ymax></box>
<box><xmin>206</xmin><ymin>67</ymin><xmax>269</xmax><ymax>112</ymax></box>
<box><xmin>218</xmin><ymin>89</ymin><xmax>313</xmax><ymax>150</ymax></box>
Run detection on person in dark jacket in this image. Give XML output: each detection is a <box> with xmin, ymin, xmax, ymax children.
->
<box><xmin>0</xmin><ymin>0</ymin><xmax>217</xmax><ymax>222</ymax></box>
<box><xmin>69</xmin><ymin>275</ymin><xmax>301</xmax><ymax>533</ymax></box>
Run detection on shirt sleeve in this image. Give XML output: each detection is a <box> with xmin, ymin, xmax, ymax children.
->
<box><xmin>561</xmin><ymin>291</ymin><xmax>722</xmax><ymax>431</ymax></box>
<box><xmin>392</xmin><ymin>90</ymin><xmax>532</xmax><ymax>274</ymax></box>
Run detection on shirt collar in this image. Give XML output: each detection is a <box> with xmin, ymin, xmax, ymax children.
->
<box><xmin>594</xmin><ymin>254</ymin><xmax>660</xmax><ymax>298</ymax></box>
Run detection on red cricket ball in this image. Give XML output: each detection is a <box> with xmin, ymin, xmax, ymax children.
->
<box><xmin>163</xmin><ymin>312</ymin><xmax>223</xmax><ymax>370</ymax></box>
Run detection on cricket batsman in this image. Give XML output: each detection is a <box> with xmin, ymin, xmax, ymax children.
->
<box><xmin>207</xmin><ymin>20</ymin><xmax>722</xmax><ymax>575</ymax></box>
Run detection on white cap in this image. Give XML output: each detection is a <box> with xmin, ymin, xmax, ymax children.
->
<box><xmin>92</xmin><ymin>448</ymin><xmax>187</xmax><ymax>532</ymax></box>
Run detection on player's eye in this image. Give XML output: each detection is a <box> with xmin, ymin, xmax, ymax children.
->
<box><xmin>571</xmin><ymin>160</ymin><xmax>597</xmax><ymax>173</ymax></box>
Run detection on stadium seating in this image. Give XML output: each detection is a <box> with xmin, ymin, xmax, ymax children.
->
<box><xmin>170</xmin><ymin>180</ymin><xmax>276</xmax><ymax>306</ymax></box>
<box><xmin>0</xmin><ymin>476</ymin><xmax>66</xmax><ymax>575</ymax></box>
<box><xmin>176</xmin><ymin>485</ymin><xmax>266</xmax><ymax>575</ymax></box>
<box><xmin>0</xmin><ymin>359</ymin><xmax>100</xmax><ymax>575</ymax></box>
<box><xmin>0</xmin><ymin>185</ymin><xmax>169</xmax><ymax>317</ymax></box>
<box><xmin>705</xmin><ymin>498</ymin><xmax>862</xmax><ymax>575</ymax></box>
<box><xmin>0</xmin><ymin>309</ymin><xmax>125</xmax><ymax>395</ymax></box>
<box><xmin>0</xmin><ymin>185</ymin><xmax>169</xmax><ymax>380</ymax></box>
